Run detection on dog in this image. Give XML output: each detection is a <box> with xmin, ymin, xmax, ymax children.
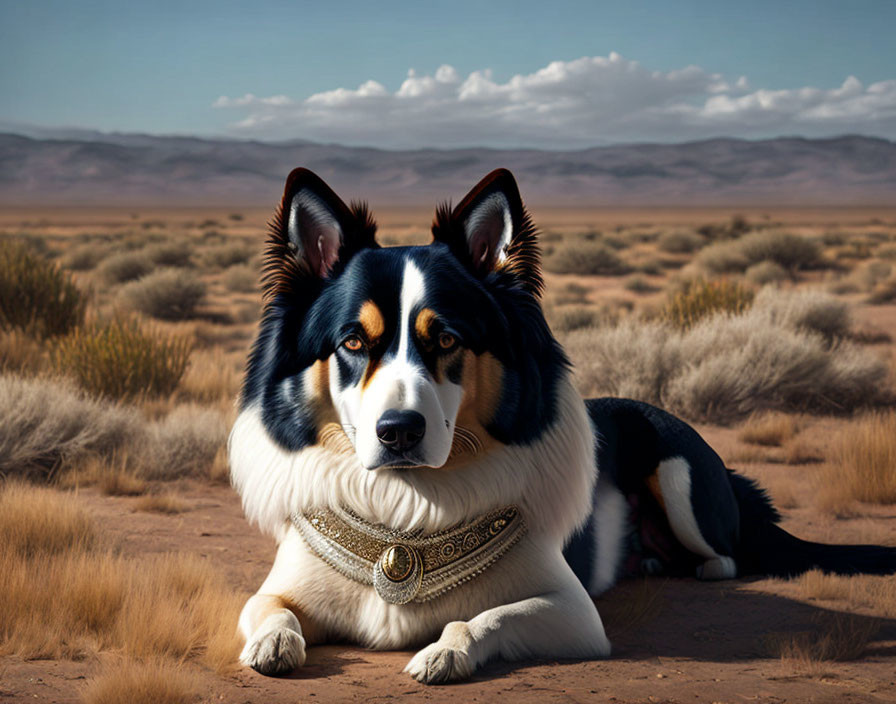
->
<box><xmin>229</xmin><ymin>167</ymin><xmax>896</xmax><ymax>684</ymax></box>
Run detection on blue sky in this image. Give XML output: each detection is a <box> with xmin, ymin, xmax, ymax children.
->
<box><xmin>2</xmin><ymin>0</ymin><xmax>895</xmax><ymax>147</ymax></box>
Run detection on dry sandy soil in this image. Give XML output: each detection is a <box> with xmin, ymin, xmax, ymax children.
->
<box><xmin>4</xmin><ymin>472</ymin><xmax>895</xmax><ymax>704</ymax></box>
<box><xmin>3</xmin><ymin>206</ymin><xmax>896</xmax><ymax>703</ymax></box>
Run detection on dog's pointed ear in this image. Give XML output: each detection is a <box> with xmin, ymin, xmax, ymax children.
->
<box><xmin>431</xmin><ymin>168</ymin><xmax>542</xmax><ymax>296</ymax></box>
<box><xmin>263</xmin><ymin>168</ymin><xmax>377</xmax><ymax>299</ymax></box>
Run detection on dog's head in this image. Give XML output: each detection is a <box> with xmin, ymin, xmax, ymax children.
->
<box><xmin>241</xmin><ymin>168</ymin><xmax>567</xmax><ymax>471</ymax></box>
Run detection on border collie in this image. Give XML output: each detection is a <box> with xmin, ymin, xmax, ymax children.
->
<box><xmin>229</xmin><ymin>167</ymin><xmax>896</xmax><ymax>683</ymax></box>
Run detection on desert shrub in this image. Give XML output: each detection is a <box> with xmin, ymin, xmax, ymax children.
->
<box><xmin>53</xmin><ymin>317</ymin><xmax>193</xmax><ymax>400</ymax></box>
<box><xmin>745</xmin><ymin>260</ymin><xmax>789</xmax><ymax>285</ymax></box>
<box><xmin>145</xmin><ymin>241</ymin><xmax>193</xmax><ymax>268</ymax></box>
<box><xmin>203</xmin><ymin>243</ymin><xmax>251</xmax><ymax>268</ymax></box>
<box><xmin>99</xmin><ymin>251</ymin><xmax>154</xmax><ymax>284</ymax></box>
<box><xmin>63</xmin><ymin>243</ymin><xmax>108</xmax><ymax>271</ymax></box>
<box><xmin>0</xmin><ymin>374</ymin><xmax>137</xmax><ymax>479</ymax></box>
<box><xmin>753</xmin><ymin>287</ymin><xmax>851</xmax><ymax>341</ymax></box>
<box><xmin>549</xmin><ymin>306</ymin><xmax>604</xmax><ymax>333</ymax></box>
<box><xmin>657</xmin><ymin>231</ymin><xmax>704</xmax><ymax>254</ymax></box>
<box><xmin>0</xmin><ymin>329</ymin><xmax>44</xmax><ymax>374</ymax></box>
<box><xmin>0</xmin><ymin>240</ymin><xmax>86</xmax><ymax>338</ymax></box>
<box><xmin>564</xmin><ymin>295</ymin><xmax>889</xmax><ymax>423</ymax></box>
<box><xmin>855</xmin><ymin>260</ymin><xmax>893</xmax><ymax>291</ymax></box>
<box><xmin>866</xmin><ymin>276</ymin><xmax>896</xmax><ymax>304</ymax></box>
<box><xmin>659</xmin><ymin>278</ymin><xmax>754</xmax><ymax>329</ymax></box>
<box><xmin>817</xmin><ymin>412</ymin><xmax>896</xmax><ymax>507</ymax></box>
<box><xmin>133</xmin><ymin>405</ymin><xmax>228</xmax><ymax>480</ymax></box>
<box><xmin>741</xmin><ymin>231</ymin><xmax>822</xmax><ymax>270</ymax></box>
<box><xmin>121</xmin><ymin>269</ymin><xmax>206</xmax><ymax>320</ymax></box>
<box><xmin>876</xmin><ymin>244</ymin><xmax>896</xmax><ymax>260</ymax></box>
<box><xmin>695</xmin><ymin>241</ymin><xmax>751</xmax><ymax>273</ymax></box>
<box><xmin>223</xmin><ymin>263</ymin><xmax>258</xmax><ymax>293</ymax></box>
<box><xmin>544</xmin><ymin>242</ymin><xmax>630</xmax><ymax>276</ymax></box>
<box><xmin>821</xmin><ymin>231</ymin><xmax>848</xmax><ymax>247</ymax></box>
<box><xmin>696</xmin><ymin>215</ymin><xmax>750</xmax><ymax>241</ymax></box>
<box><xmin>697</xmin><ymin>231</ymin><xmax>824</xmax><ymax>275</ymax></box>
<box><xmin>623</xmin><ymin>275</ymin><xmax>658</xmax><ymax>294</ymax></box>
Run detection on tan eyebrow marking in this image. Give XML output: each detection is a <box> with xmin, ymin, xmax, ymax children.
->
<box><xmin>358</xmin><ymin>300</ymin><xmax>385</xmax><ymax>344</ymax></box>
<box><xmin>415</xmin><ymin>307</ymin><xmax>438</xmax><ymax>343</ymax></box>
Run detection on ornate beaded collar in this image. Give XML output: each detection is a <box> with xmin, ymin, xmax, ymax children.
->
<box><xmin>292</xmin><ymin>505</ymin><xmax>526</xmax><ymax>605</ymax></box>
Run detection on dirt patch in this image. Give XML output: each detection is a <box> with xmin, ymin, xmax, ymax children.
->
<box><xmin>3</xmin><ymin>478</ymin><xmax>896</xmax><ymax>703</ymax></box>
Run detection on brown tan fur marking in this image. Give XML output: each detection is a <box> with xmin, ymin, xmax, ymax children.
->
<box><xmin>415</xmin><ymin>307</ymin><xmax>438</xmax><ymax>345</ymax></box>
<box><xmin>358</xmin><ymin>300</ymin><xmax>385</xmax><ymax>345</ymax></box>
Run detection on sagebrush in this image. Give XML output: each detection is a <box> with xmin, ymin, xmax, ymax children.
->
<box><xmin>0</xmin><ymin>240</ymin><xmax>85</xmax><ymax>338</ymax></box>
<box><xmin>53</xmin><ymin>317</ymin><xmax>193</xmax><ymax>400</ymax></box>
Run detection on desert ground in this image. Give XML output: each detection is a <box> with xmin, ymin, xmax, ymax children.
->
<box><xmin>2</xmin><ymin>204</ymin><xmax>896</xmax><ymax>703</ymax></box>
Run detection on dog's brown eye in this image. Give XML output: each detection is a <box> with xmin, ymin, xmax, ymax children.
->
<box><xmin>438</xmin><ymin>332</ymin><xmax>457</xmax><ymax>350</ymax></box>
<box><xmin>343</xmin><ymin>336</ymin><xmax>364</xmax><ymax>352</ymax></box>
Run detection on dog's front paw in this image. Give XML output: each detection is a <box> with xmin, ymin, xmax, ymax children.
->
<box><xmin>240</xmin><ymin>614</ymin><xmax>306</xmax><ymax>675</ymax></box>
<box><xmin>404</xmin><ymin>641</ymin><xmax>474</xmax><ymax>684</ymax></box>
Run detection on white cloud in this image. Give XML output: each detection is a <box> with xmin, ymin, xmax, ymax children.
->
<box><xmin>212</xmin><ymin>55</ymin><xmax>896</xmax><ymax>148</ymax></box>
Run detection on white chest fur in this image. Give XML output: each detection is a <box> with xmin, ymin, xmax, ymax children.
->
<box><xmin>228</xmin><ymin>377</ymin><xmax>598</xmax><ymax>649</ymax></box>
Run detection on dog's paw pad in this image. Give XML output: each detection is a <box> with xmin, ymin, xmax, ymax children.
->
<box><xmin>404</xmin><ymin>643</ymin><xmax>474</xmax><ymax>684</ymax></box>
<box><xmin>240</xmin><ymin>627</ymin><xmax>306</xmax><ymax>675</ymax></box>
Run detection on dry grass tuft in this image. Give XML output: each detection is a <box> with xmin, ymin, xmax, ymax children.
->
<box><xmin>121</xmin><ymin>268</ymin><xmax>207</xmax><ymax>321</ymax></box>
<box><xmin>0</xmin><ymin>375</ymin><xmax>138</xmax><ymax>480</ymax></box>
<box><xmin>80</xmin><ymin>659</ymin><xmax>198</xmax><ymax>704</ymax></box>
<box><xmin>0</xmin><ymin>482</ymin><xmax>98</xmax><ymax>556</ymax></box>
<box><xmin>0</xmin><ymin>328</ymin><xmax>44</xmax><ymax>374</ymax></box>
<box><xmin>133</xmin><ymin>493</ymin><xmax>188</xmax><ymax>514</ymax></box>
<box><xmin>53</xmin><ymin>316</ymin><xmax>193</xmax><ymax>401</ymax></box>
<box><xmin>816</xmin><ymin>412</ymin><xmax>896</xmax><ymax>512</ymax></box>
<box><xmin>0</xmin><ymin>484</ymin><xmax>243</xmax><ymax>669</ymax></box>
<box><xmin>738</xmin><ymin>413</ymin><xmax>799</xmax><ymax>447</ymax></box>
<box><xmin>660</xmin><ymin>278</ymin><xmax>754</xmax><ymax>329</ymax></box>
<box><xmin>770</xmin><ymin>613</ymin><xmax>879</xmax><ymax>673</ymax></box>
<box><xmin>64</xmin><ymin>455</ymin><xmax>148</xmax><ymax>496</ymax></box>
<box><xmin>795</xmin><ymin>570</ymin><xmax>896</xmax><ymax>618</ymax></box>
<box><xmin>784</xmin><ymin>436</ymin><xmax>823</xmax><ymax>465</ymax></box>
<box><xmin>178</xmin><ymin>347</ymin><xmax>240</xmax><ymax>403</ymax></box>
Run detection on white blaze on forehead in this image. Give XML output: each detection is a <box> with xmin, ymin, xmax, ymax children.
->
<box><xmin>397</xmin><ymin>257</ymin><xmax>426</xmax><ymax>362</ymax></box>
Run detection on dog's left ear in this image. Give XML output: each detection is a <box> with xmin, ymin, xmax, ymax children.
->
<box><xmin>263</xmin><ymin>168</ymin><xmax>378</xmax><ymax>301</ymax></box>
<box><xmin>432</xmin><ymin>168</ymin><xmax>542</xmax><ymax>296</ymax></box>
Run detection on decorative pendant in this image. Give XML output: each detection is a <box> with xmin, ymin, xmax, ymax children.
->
<box><xmin>373</xmin><ymin>543</ymin><xmax>423</xmax><ymax>604</ymax></box>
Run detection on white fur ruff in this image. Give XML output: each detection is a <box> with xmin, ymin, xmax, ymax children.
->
<box><xmin>230</xmin><ymin>378</ymin><xmax>610</xmax><ymax>660</ymax></box>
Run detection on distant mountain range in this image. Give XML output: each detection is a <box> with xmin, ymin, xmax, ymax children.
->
<box><xmin>1</xmin><ymin>132</ymin><xmax>894</xmax><ymax>207</ymax></box>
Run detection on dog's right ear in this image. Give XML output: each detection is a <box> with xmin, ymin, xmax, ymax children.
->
<box><xmin>263</xmin><ymin>168</ymin><xmax>377</xmax><ymax>299</ymax></box>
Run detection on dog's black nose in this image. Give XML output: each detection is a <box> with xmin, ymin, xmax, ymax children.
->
<box><xmin>376</xmin><ymin>410</ymin><xmax>426</xmax><ymax>452</ymax></box>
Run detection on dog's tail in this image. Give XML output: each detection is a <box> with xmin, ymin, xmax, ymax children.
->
<box><xmin>728</xmin><ymin>470</ymin><xmax>896</xmax><ymax>577</ymax></box>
